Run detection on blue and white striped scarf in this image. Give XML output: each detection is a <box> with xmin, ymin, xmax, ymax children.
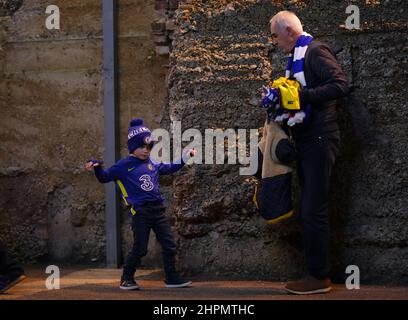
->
<box><xmin>282</xmin><ymin>32</ymin><xmax>313</xmax><ymax>126</ymax></box>
<box><xmin>285</xmin><ymin>32</ymin><xmax>313</xmax><ymax>88</ymax></box>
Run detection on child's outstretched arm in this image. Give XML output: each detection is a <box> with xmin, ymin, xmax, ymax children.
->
<box><xmin>85</xmin><ymin>159</ymin><xmax>120</xmax><ymax>183</ymax></box>
<box><xmin>157</xmin><ymin>149</ymin><xmax>196</xmax><ymax>175</ymax></box>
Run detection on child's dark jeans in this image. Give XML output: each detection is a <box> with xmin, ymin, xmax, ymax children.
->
<box><xmin>122</xmin><ymin>202</ymin><xmax>177</xmax><ymax>281</ymax></box>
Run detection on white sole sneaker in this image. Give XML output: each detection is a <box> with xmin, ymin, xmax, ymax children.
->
<box><xmin>119</xmin><ymin>284</ymin><xmax>140</xmax><ymax>290</ymax></box>
<box><xmin>165</xmin><ymin>281</ymin><xmax>192</xmax><ymax>288</ymax></box>
<box><xmin>285</xmin><ymin>286</ymin><xmax>332</xmax><ymax>295</ymax></box>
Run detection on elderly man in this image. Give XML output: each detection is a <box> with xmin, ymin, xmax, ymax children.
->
<box><xmin>267</xmin><ymin>11</ymin><xmax>349</xmax><ymax>294</ymax></box>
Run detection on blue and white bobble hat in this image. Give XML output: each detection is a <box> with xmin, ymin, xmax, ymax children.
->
<box><xmin>127</xmin><ymin>118</ymin><xmax>152</xmax><ymax>153</ymax></box>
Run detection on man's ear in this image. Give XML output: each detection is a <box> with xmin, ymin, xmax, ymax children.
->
<box><xmin>286</xmin><ymin>26</ymin><xmax>295</xmax><ymax>38</ymax></box>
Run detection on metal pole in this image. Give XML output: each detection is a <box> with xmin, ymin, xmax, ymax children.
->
<box><xmin>103</xmin><ymin>0</ymin><xmax>121</xmax><ymax>268</ymax></box>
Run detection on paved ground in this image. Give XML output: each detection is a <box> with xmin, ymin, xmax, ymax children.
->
<box><xmin>1</xmin><ymin>266</ymin><xmax>407</xmax><ymax>300</ymax></box>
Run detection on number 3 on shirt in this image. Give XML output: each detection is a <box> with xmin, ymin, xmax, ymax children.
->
<box><xmin>139</xmin><ymin>174</ymin><xmax>154</xmax><ymax>191</ymax></box>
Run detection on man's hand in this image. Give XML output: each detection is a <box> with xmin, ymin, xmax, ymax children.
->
<box><xmin>261</xmin><ymin>86</ymin><xmax>280</xmax><ymax>108</ymax></box>
<box><xmin>85</xmin><ymin>159</ymin><xmax>102</xmax><ymax>172</ymax></box>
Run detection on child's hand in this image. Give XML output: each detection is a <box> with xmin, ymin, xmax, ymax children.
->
<box><xmin>189</xmin><ymin>148</ymin><xmax>197</xmax><ymax>157</ymax></box>
<box><xmin>85</xmin><ymin>159</ymin><xmax>102</xmax><ymax>171</ymax></box>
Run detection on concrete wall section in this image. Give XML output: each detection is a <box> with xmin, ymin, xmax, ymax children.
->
<box><xmin>0</xmin><ymin>0</ymin><xmax>168</xmax><ymax>266</ymax></box>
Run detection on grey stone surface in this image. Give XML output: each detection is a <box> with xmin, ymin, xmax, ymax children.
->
<box><xmin>162</xmin><ymin>0</ymin><xmax>408</xmax><ymax>284</ymax></box>
<box><xmin>0</xmin><ymin>0</ymin><xmax>22</xmax><ymax>16</ymax></box>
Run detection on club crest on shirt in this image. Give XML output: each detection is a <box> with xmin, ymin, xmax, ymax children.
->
<box><xmin>147</xmin><ymin>163</ymin><xmax>154</xmax><ymax>171</ymax></box>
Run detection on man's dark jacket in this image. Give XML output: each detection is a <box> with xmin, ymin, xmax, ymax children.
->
<box><xmin>291</xmin><ymin>41</ymin><xmax>349</xmax><ymax>139</ymax></box>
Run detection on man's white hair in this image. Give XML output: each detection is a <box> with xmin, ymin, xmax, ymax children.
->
<box><xmin>269</xmin><ymin>11</ymin><xmax>303</xmax><ymax>34</ymax></box>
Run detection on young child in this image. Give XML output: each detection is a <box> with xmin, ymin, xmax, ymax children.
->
<box><xmin>85</xmin><ymin>118</ymin><xmax>195</xmax><ymax>290</ymax></box>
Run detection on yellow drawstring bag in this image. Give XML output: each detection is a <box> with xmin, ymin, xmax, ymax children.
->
<box><xmin>269</xmin><ymin>77</ymin><xmax>301</xmax><ymax>111</ymax></box>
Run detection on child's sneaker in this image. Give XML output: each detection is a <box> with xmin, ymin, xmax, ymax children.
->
<box><xmin>0</xmin><ymin>273</ymin><xmax>26</xmax><ymax>294</ymax></box>
<box><xmin>119</xmin><ymin>278</ymin><xmax>140</xmax><ymax>290</ymax></box>
<box><xmin>164</xmin><ymin>274</ymin><xmax>192</xmax><ymax>288</ymax></box>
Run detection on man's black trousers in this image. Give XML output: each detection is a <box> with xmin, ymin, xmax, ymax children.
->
<box><xmin>296</xmin><ymin>133</ymin><xmax>340</xmax><ymax>279</ymax></box>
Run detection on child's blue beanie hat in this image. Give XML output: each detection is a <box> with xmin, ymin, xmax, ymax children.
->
<box><xmin>127</xmin><ymin>118</ymin><xmax>152</xmax><ymax>154</ymax></box>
